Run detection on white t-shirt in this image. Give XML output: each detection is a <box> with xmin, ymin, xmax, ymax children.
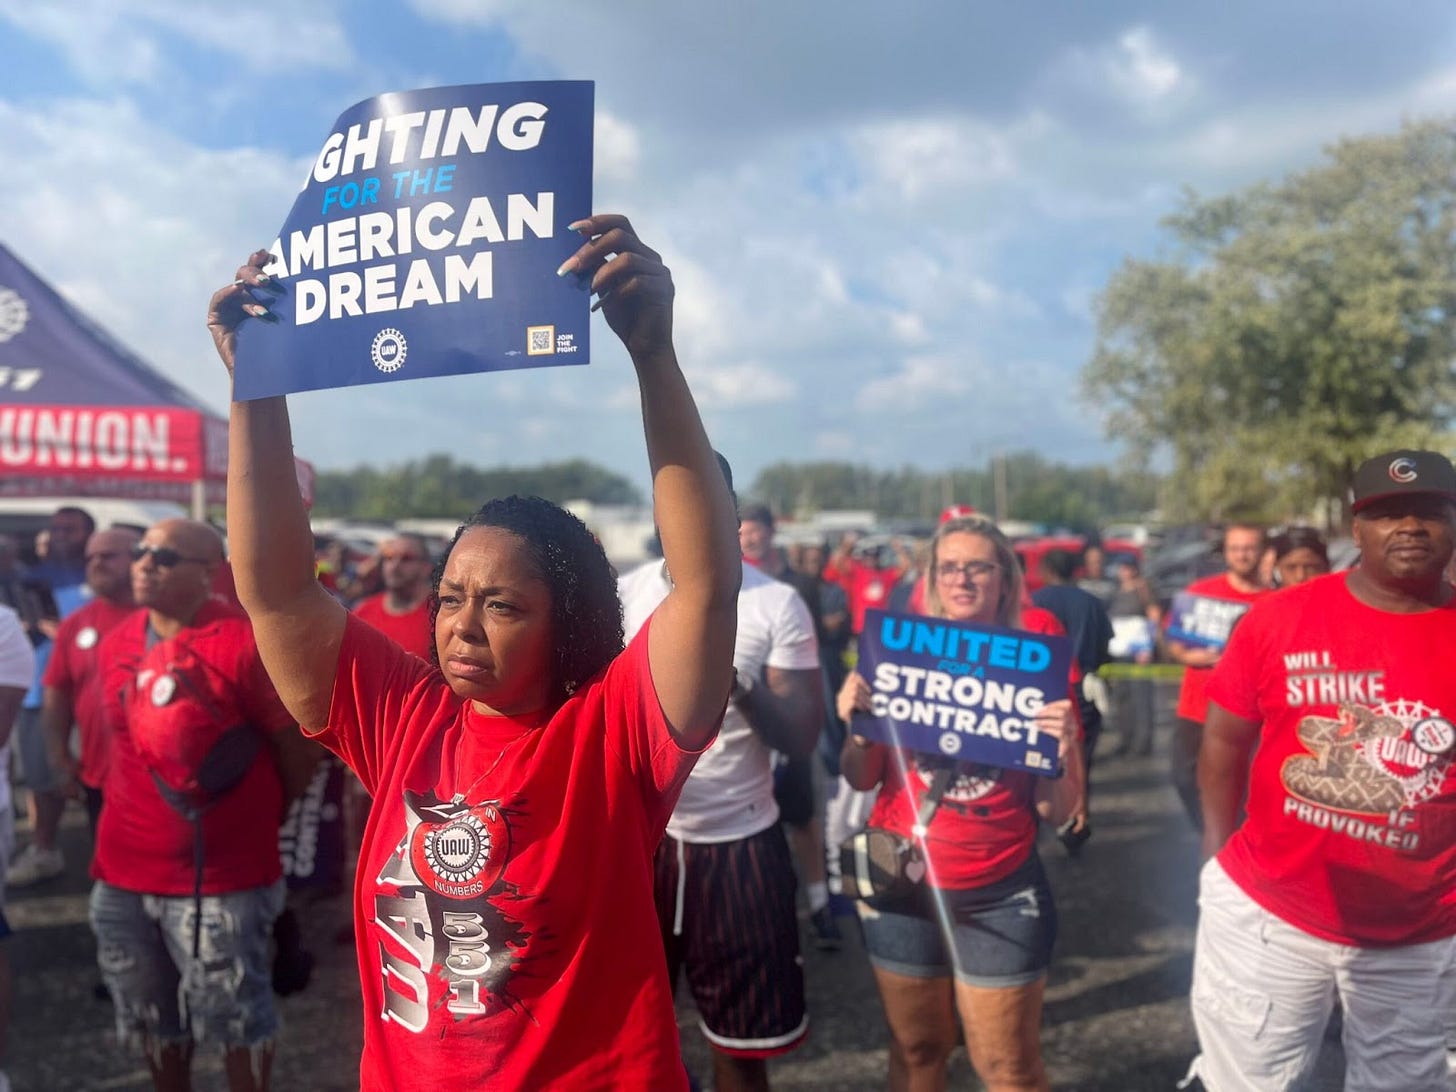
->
<box><xmin>0</xmin><ymin>605</ymin><xmax>37</xmax><ymax>824</ymax></box>
<box><xmin>618</xmin><ymin>560</ymin><xmax>820</xmax><ymax>843</ymax></box>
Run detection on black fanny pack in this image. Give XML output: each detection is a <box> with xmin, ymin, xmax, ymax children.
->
<box><xmin>839</xmin><ymin>765</ymin><xmax>952</xmax><ymax>902</ymax></box>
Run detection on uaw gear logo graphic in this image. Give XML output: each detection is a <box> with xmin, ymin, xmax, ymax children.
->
<box><xmin>0</xmin><ymin>287</ymin><xmax>29</xmax><ymax>343</ymax></box>
<box><xmin>1283</xmin><ymin>700</ymin><xmax>1455</xmax><ymax>815</ymax></box>
<box><xmin>409</xmin><ymin>797</ymin><xmax>509</xmax><ymax>899</ymax></box>
<box><xmin>371</xmin><ymin>328</ymin><xmax>407</xmax><ymax>373</ymax></box>
<box><xmin>1388</xmin><ymin>457</ymin><xmax>1419</xmax><ymax>483</ymax></box>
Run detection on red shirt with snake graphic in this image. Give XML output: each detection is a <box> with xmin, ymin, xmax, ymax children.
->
<box><xmin>1207</xmin><ymin>573</ymin><xmax>1456</xmax><ymax>946</ymax></box>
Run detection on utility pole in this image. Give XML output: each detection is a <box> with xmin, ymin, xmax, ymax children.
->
<box><xmin>993</xmin><ymin>452</ymin><xmax>1008</xmax><ymax>524</ymax></box>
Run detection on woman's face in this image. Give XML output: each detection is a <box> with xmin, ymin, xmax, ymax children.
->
<box><xmin>932</xmin><ymin>531</ymin><xmax>1004</xmax><ymax>624</ymax></box>
<box><xmin>1274</xmin><ymin>546</ymin><xmax>1328</xmax><ymax>587</ymax></box>
<box><xmin>434</xmin><ymin>526</ymin><xmax>556</xmax><ymax>717</ymax></box>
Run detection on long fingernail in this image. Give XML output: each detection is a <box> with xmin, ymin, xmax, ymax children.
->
<box><xmin>243</xmin><ymin>303</ymin><xmax>269</xmax><ymax>318</ymax></box>
<box><xmin>556</xmin><ymin>258</ymin><xmax>577</xmax><ymax>277</ymax></box>
<box><xmin>254</xmin><ymin>273</ymin><xmax>271</xmax><ymax>285</ymax></box>
<box><xmin>566</xmin><ymin>220</ymin><xmax>590</xmax><ymax>233</ymax></box>
<box><xmin>589</xmin><ymin>290</ymin><xmax>613</xmax><ymax>313</ymax></box>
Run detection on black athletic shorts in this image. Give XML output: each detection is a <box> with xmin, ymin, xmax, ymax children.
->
<box><xmin>772</xmin><ymin>753</ymin><xmax>816</xmax><ymax>827</ymax></box>
<box><xmin>653</xmin><ymin>823</ymin><xmax>809</xmax><ymax>1057</ymax></box>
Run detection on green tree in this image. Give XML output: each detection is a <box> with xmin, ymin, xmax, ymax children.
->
<box><xmin>311</xmin><ymin>457</ymin><xmax>642</xmax><ymax>518</ymax></box>
<box><xmin>1083</xmin><ymin>119</ymin><xmax>1456</xmax><ymax>524</ymax></box>
<box><xmin>747</xmin><ymin>457</ymin><xmax>1157</xmax><ymax>531</ymax></box>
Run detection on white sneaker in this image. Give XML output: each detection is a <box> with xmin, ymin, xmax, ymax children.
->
<box><xmin>6</xmin><ymin>843</ymin><xmax>64</xmax><ymax>886</ymax></box>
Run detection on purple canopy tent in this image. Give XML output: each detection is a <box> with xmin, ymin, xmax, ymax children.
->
<box><xmin>0</xmin><ymin>242</ymin><xmax>314</xmax><ymax>514</ymax></box>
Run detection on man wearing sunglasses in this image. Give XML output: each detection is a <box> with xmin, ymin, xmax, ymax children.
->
<box><xmin>89</xmin><ymin>520</ymin><xmax>317</xmax><ymax>1090</ymax></box>
<box><xmin>41</xmin><ymin>527</ymin><xmax>140</xmax><ymax>840</ymax></box>
<box><xmin>351</xmin><ymin>534</ymin><xmax>434</xmax><ymax>662</ymax></box>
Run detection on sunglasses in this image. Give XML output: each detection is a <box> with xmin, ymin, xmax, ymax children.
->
<box><xmin>130</xmin><ymin>544</ymin><xmax>209</xmax><ymax>568</ymax></box>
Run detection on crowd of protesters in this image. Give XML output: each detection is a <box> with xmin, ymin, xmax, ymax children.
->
<box><xmin>0</xmin><ymin>217</ymin><xmax>1448</xmax><ymax>1091</ymax></box>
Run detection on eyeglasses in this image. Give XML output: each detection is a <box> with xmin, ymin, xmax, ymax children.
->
<box><xmin>130</xmin><ymin>544</ymin><xmax>209</xmax><ymax>568</ymax></box>
<box><xmin>935</xmin><ymin>560</ymin><xmax>1000</xmax><ymax>582</ymax></box>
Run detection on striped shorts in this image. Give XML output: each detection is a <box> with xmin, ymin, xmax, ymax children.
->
<box><xmin>654</xmin><ymin>823</ymin><xmax>808</xmax><ymax>1058</ymax></box>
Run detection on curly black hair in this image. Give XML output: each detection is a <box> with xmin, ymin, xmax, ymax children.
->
<box><xmin>428</xmin><ymin>495</ymin><xmax>625</xmax><ymax>703</ymax></box>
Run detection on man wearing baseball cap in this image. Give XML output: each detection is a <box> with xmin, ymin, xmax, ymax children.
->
<box><xmin>1188</xmin><ymin>449</ymin><xmax>1456</xmax><ymax>1090</ymax></box>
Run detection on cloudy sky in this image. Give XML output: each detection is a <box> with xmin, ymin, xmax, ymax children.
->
<box><xmin>1</xmin><ymin>1</ymin><xmax>1453</xmax><ymax>498</ymax></box>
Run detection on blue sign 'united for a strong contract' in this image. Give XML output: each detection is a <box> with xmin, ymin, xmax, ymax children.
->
<box><xmin>233</xmin><ymin>81</ymin><xmax>593</xmax><ymax>400</ymax></box>
<box><xmin>852</xmin><ymin>609</ymin><xmax>1073</xmax><ymax>777</ymax></box>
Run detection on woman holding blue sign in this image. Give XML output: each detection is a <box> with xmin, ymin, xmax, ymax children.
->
<box><xmin>836</xmin><ymin>515</ymin><xmax>1085</xmax><ymax>1092</ymax></box>
<box><xmin>206</xmin><ymin>215</ymin><xmax>740</xmax><ymax>1091</ymax></box>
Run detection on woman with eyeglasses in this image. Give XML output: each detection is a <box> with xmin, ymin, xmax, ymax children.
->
<box><xmin>836</xmin><ymin>515</ymin><xmax>1086</xmax><ymax>1092</ymax></box>
<box><xmin>206</xmin><ymin>214</ymin><xmax>740</xmax><ymax>1091</ymax></box>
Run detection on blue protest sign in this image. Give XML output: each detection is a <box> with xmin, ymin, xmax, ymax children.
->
<box><xmin>1165</xmin><ymin>592</ymin><xmax>1250</xmax><ymax>651</ymax></box>
<box><xmin>233</xmin><ymin>81</ymin><xmax>594</xmax><ymax>400</ymax></box>
<box><xmin>851</xmin><ymin>609</ymin><xmax>1072</xmax><ymax>777</ymax></box>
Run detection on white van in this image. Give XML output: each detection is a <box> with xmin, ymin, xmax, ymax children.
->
<box><xmin>0</xmin><ymin>496</ymin><xmax>187</xmax><ymax>560</ymax></box>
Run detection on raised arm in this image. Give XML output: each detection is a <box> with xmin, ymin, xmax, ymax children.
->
<box><xmin>560</xmin><ymin>216</ymin><xmax>739</xmax><ymax>748</ymax></box>
<box><xmin>207</xmin><ymin>252</ymin><xmax>347</xmax><ymax>730</ymax></box>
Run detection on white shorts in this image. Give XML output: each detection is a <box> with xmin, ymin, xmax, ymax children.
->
<box><xmin>1188</xmin><ymin>857</ymin><xmax>1456</xmax><ymax>1092</ymax></box>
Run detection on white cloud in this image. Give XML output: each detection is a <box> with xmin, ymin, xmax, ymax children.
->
<box><xmin>689</xmin><ymin>361</ymin><xmax>796</xmax><ymax>409</ymax></box>
<box><xmin>855</xmin><ymin>354</ymin><xmax>973</xmax><ymax>413</ymax></box>
<box><xmin>595</xmin><ymin>110</ymin><xmax>642</xmax><ymax>185</ymax></box>
<box><xmin>847</xmin><ymin>118</ymin><xmax>1019</xmax><ymax>202</ymax></box>
<box><xmin>0</xmin><ymin>0</ymin><xmax>354</xmax><ymax>84</ymax></box>
<box><xmin>1112</xmin><ymin>28</ymin><xmax>1185</xmax><ymax>102</ymax></box>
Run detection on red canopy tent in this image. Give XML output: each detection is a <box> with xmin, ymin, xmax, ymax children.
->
<box><xmin>0</xmin><ymin>242</ymin><xmax>313</xmax><ymax>514</ymax></box>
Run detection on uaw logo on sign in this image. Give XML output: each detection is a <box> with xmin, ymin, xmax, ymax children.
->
<box><xmin>1389</xmin><ymin>457</ymin><xmax>1419</xmax><ymax>483</ymax></box>
<box><xmin>0</xmin><ymin>287</ymin><xmax>29</xmax><ymax>343</ymax></box>
<box><xmin>409</xmin><ymin>797</ymin><xmax>510</xmax><ymax>899</ymax></box>
<box><xmin>372</xmin><ymin>328</ymin><xmax>407</xmax><ymax>373</ymax></box>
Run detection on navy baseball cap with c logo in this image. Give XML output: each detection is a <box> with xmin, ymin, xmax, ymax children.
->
<box><xmin>1350</xmin><ymin>449</ymin><xmax>1456</xmax><ymax>513</ymax></box>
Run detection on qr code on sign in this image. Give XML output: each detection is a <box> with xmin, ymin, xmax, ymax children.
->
<box><xmin>527</xmin><ymin>325</ymin><xmax>555</xmax><ymax>356</ymax></box>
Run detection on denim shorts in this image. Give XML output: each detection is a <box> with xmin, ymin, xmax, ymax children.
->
<box><xmin>15</xmin><ymin>707</ymin><xmax>57</xmax><ymax>792</ymax></box>
<box><xmin>857</xmin><ymin>852</ymin><xmax>1057</xmax><ymax>988</ymax></box>
<box><xmin>90</xmin><ymin>879</ymin><xmax>286</xmax><ymax>1049</ymax></box>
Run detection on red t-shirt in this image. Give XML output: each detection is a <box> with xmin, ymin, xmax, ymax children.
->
<box><xmin>353</xmin><ymin>593</ymin><xmax>434</xmax><ymax>661</ymax></box>
<box><xmin>1206</xmin><ymin>573</ymin><xmax>1456</xmax><ymax>946</ymax></box>
<box><xmin>92</xmin><ymin>601</ymin><xmax>294</xmax><ymax>895</ymax></box>
<box><xmin>866</xmin><ymin>609</ymin><xmax>1074</xmax><ymax>888</ymax></box>
<box><xmin>1172</xmin><ymin>574</ymin><xmax>1268</xmax><ymax>722</ymax></box>
<box><xmin>825</xmin><ymin>557</ymin><xmax>899</xmax><ymax>635</ymax></box>
<box><xmin>315</xmin><ymin>614</ymin><xmax>705</xmax><ymax>1091</ymax></box>
<box><xmin>42</xmin><ymin>598</ymin><xmax>138</xmax><ymax>788</ymax></box>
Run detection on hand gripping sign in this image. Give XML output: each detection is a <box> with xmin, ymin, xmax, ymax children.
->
<box><xmin>233</xmin><ymin>81</ymin><xmax>594</xmax><ymax>400</ymax></box>
<box><xmin>852</xmin><ymin>609</ymin><xmax>1073</xmax><ymax>777</ymax></box>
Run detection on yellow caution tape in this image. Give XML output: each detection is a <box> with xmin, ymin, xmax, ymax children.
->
<box><xmin>1097</xmin><ymin>663</ymin><xmax>1187</xmax><ymax>681</ymax></box>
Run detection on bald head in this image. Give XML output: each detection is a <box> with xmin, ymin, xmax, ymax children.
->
<box><xmin>133</xmin><ymin>519</ymin><xmax>224</xmax><ymax>624</ymax></box>
<box><xmin>154</xmin><ymin>519</ymin><xmax>225</xmax><ymax>563</ymax></box>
